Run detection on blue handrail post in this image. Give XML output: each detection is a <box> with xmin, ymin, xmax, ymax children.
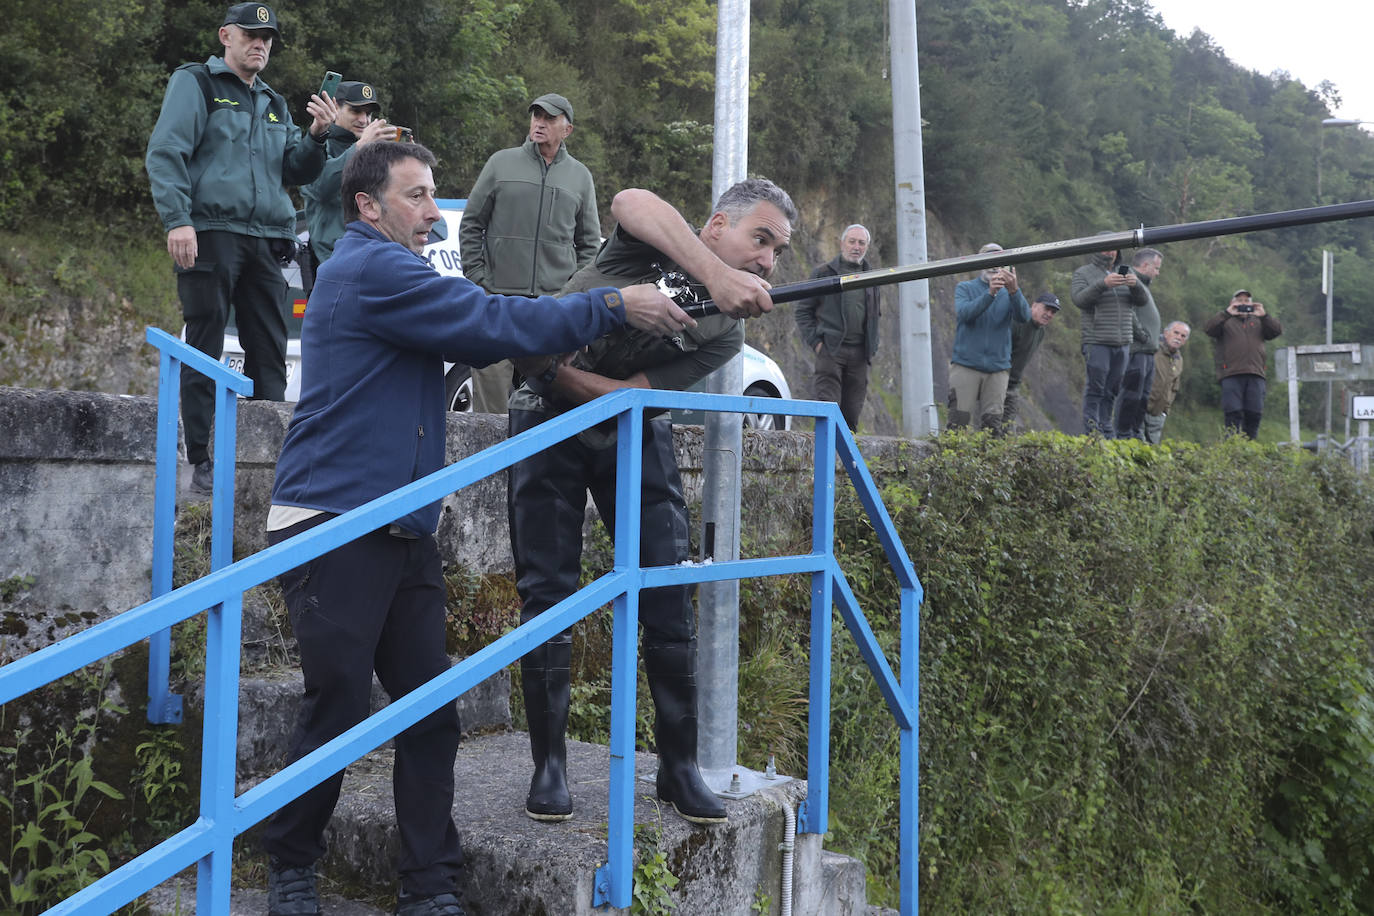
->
<box><xmin>595</xmin><ymin>404</ymin><xmax>647</xmax><ymax>909</ymax></box>
<box><xmin>197</xmin><ymin>380</ymin><xmax>245</xmax><ymax>911</ymax></box>
<box><xmin>149</xmin><ymin>343</ymin><xmax>184</xmax><ymax>724</ymax></box>
<box><xmin>800</xmin><ymin>408</ymin><xmax>838</xmax><ymax>836</ymax></box>
<box><xmin>144</xmin><ymin>327</ymin><xmax>254</xmax><ymax>725</ymax></box>
<box><xmin>900</xmin><ymin>580</ymin><xmax>919</xmax><ymax>916</ymax></box>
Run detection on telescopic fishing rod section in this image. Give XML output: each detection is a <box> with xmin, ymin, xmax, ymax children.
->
<box><xmin>679</xmin><ymin>198</ymin><xmax>1374</xmax><ymax>318</ymax></box>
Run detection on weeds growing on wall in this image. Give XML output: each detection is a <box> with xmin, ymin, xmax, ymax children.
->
<box><xmin>803</xmin><ymin>432</ymin><xmax>1374</xmax><ymax>912</ymax></box>
<box><xmin>0</xmin><ymin>663</ymin><xmax>127</xmax><ymax>913</ymax></box>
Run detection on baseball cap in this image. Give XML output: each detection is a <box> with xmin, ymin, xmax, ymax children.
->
<box><xmin>1232</xmin><ymin>289</ymin><xmax>1251</xmax><ymax>299</ymax></box>
<box><xmin>336</xmin><ymin>81</ymin><xmax>381</xmax><ymax>111</ymax></box>
<box><xmin>223</xmin><ymin>3</ymin><xmax>280</xmax><ymax>41</ymax></box>
<box><xmin>1034</xmin><ymin>292</ymin><xmax>1061</xmax><ymax>310</ymax></box>
<box><xmin>529</xmin><ymin>93</ymin><xmax>574</xmax><ymax>123</ymax></box>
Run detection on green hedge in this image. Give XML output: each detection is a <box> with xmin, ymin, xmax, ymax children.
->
<box><xmin>805</xmin><ymin>433</ymin><xmax>1374</xmax><ymax>912</ymax></box>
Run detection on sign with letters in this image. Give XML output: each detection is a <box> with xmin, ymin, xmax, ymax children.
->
<box><xmin>1352</xmin><ymin>395</ymin><xmax>1374</xmax><ymax>420</ymax></box>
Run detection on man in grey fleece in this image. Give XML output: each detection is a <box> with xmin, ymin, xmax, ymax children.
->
<box><xmin>1071</xmin><ymin>238</ymin><xmax>1149</xmax><ymax>436</ymax></box>
<box><xmin>460</xmin><ymin>92</ymin><xmax>601</xmax><ymax>412</ymax></box>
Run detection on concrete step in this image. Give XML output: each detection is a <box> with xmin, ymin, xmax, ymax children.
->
<box><xmin>238</xmin><ymin>731</ymin><xmax>811</xmax><ymax>915</ymax></box>
<box><xmin>191</xmin><ymin>663</ymin><xmax>510</xmax><ymax>779</ymax></box>
<box><xmin>142</xmin><ymin>874</ymin><xmax>388</xmax><ymax>916</ymax></box>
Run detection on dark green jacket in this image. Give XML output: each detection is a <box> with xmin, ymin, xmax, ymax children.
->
<box><xmin>1128</xmin><ymin>272</ymin><xmax>1161</xmax><ymax>355</ymax></box>
<box><xmin>459</xmin><ymin>139</ymin><xmax>600</xmax><ymax>295</ymax></box>
<box><xmin>145</xmin><ymin>57</ymin><xmax>324</xmax><ymax>239</ymax></box>
<box><xmin>1007</xmin><ymin>320</ymin><xmax>1046</xmax><ymax>388</ymax></box>
<box><xmin>793</xmin><ymin>257</ymin><xmax>881</xmax><ymax>363</ymax></box>
<box><xmin>302</xmin><ymin>125</ymin><xmax>359</xmax><ymax>262</ymax></box>
<box><xmin>1071</xmin><ymin>252</ymin><xmax>1148</xmax><ymax>347</ymax></box>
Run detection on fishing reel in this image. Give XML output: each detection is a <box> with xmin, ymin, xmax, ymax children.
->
<box><xmin>655</xmin><ymin>267</ymin><xmax>719</xmax><ymax>319</ymax></box>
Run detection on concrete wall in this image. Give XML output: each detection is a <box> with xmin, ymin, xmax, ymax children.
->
<box><xmin>1</xmin><ymin>386</ymin><xmax>933</xmax><ymax>662</ymax></box>
<box><xmin>1</xmin><ymin>387</ymin><xmax>161</xmax><ymax>660</ymax></box>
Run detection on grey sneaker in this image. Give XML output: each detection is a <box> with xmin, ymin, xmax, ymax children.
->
<box><xmin>395</xmin><ymin>891</ymin><xmax>466</xmax><ymax>915</ymax></box>
<box><xmin>190</xmin><ymin>459</ymin><xmax>214</xmax><ymax>495</ymax></box>
<box><xmin>267</xmin><ymin>860</ymin><xmax>320</xmax><ymax>916</ymax></box>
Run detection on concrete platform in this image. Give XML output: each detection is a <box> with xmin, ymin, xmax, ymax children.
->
<box><xmin>320</xmin><ymin>731</ymin><xmax>810</xmax><ymax>915</ymax></box>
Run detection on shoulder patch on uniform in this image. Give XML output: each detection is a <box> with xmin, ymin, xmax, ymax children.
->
<box><xmin>603</xmin><ymin>291</ymin><xmax>623</xmax><ymax>310</ymax></box>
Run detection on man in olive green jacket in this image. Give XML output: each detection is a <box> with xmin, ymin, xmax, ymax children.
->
<box><xmin>1144</xmin><ymin>321</ymin><xmax>1190</xmax><ymax>445</ymax></box>
<box><xmin>460</xmin><ymin>93</ymin><xmax>601</xmax><ymax>412</ymax></box>
<box><xmin>145</xmin><ymin>2</ymin><xmax>335</xmax><ymax>494</ymax></box>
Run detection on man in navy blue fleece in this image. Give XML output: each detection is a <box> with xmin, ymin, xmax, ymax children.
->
<box><xmin>262</xmin><ymin>141</ymin><xmax>690</xmax><ymax>916</ymax></box>
<box><xmin>947</xmin><ymin>242</ymin><xmax>1030</xmax><ymax>431</ymax></box>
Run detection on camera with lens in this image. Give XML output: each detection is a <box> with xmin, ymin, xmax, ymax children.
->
<box><xmin>1235</xmin><ymin>304</ymin><xmax>1255</xmax><ymax>313</ymax></box>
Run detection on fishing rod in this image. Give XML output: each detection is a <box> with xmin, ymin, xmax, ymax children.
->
<box><xmin>676</xmin><ymin>197</ymin><xmax>1374</xmax><ymax>318</ymax></box>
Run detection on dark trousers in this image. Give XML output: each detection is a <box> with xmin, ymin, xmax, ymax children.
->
<box><xmin>1113</xmin><ymin>351</ymin><xmax>1156</xmax><ymax>440</ymax></box>
<box><xmin>1082</xmin><ymin>343</ymin><xmax>1129</xmax><ymax>436</ymax></box>
<box><xmin>177</xmin><ymin>230</ymin><xmax>288</xmax><ymax>465</ymax></box>
<box><xmin>508</xmin><ymin>410</ymin><xmax>694</xmax><ymax>645</ymax></box>
<box><xmin>1220</xmin><ymin>374</ymin><xmax>1266</xmax><ymax>439</ymax></box>
<box><xmin>812</xmin><ymin>343</ymin><xmax>870</xmax><ymax>431</ymax></box>
<box><xmin>264</xmin><ymin>516</ymin><xmax>462</xmax><ymax>897</ymax></box>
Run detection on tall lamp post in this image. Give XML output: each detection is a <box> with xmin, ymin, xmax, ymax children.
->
<box><xmin>1317</xmin><ymin>117</ymin><xmax>1369</xmax><ymax>438</ymax></box>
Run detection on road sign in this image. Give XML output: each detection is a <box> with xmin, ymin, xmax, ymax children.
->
<box><xmin>1353</xmin><ymin>395</ymin><xmax>1374</xmax><ymax>420</ymax></box>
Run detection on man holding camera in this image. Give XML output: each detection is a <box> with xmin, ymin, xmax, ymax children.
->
<box><xmin>1071</xmin><ymin>240</ymin><xmax>1150</xmax><ymax>436</ymax></box>
<box><xmin>1203</xmin><ymin>290</ymin><xmax>1282</xmax><ymax>439</ymax></box>
<box><xmin>947</xmin><ymin>243</ymin><xmax>1030</xmax><ymax>431</ymax></box>
<box><xmin>145</xmin><ymin>3</ymin><xmax>336</xmax><ymax>495</ymax></box>
<box><xmin>1113</xmin><ymin>248</ymin><xmax>1165</xmax><ymax>440</ymax></box>
<box><xmin>303</xmin><ymin>80</ymin><xmax>402</xmax><ymax>264</ymax></box>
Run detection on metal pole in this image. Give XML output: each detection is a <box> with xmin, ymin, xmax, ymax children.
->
<box><xmin>1287</xmin><ymin>346</ymin><xmax>1301</xmax><ymax>444</ymax></box>
<box><xmin>1324</xmin><ymin>249</ymin><xmax>1334</xmax><ymax>438</ymax></box>
<box><xmin>682</xmin><ymin>199</ymin><xmax>1374</xmax><ymax>318</ymax></box>
<box><xmin>890</xmin><ymin>0</ymin><xmax>937</xmax><ymax>437</ymax></box>
<box><xmin>698</xmin><ymin>0</ymin><xmax>749</xmax><ymax>776</ymax></box>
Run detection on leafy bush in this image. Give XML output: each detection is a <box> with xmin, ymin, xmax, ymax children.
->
<box><xmin>788</xmin><ymin>433</ymin><xmax>1374</xmax><ymax>912</ymax></box>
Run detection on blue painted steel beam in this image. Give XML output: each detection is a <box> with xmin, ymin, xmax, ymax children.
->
<box><xmin>6</xmin><ymin>379</ymin><xmax>927</xmax><ymax>916</ymax></box>
<box><xmin>148</xmin><ymin>347</ymin><xmax>182</xmax><ymax>724</ymax></box>
<box><xmin>237</xmin><ymin>573</ymin><xmax>628</xmax><ymax>828</ymax></box>
<box><xmin>835</xmin><ymin>427</ymin><xmax>923</xmax><ymax>594</ymax></box>
<box><xmin>801</xmin><ymin>412</ymin><xmax>838</xmax><ymax>837</ymax></box>
<box><xmin>828</xmin><ymin>564</ymin><xmax>915</xmax><ymax>730</ymax></box>
<box><xmin>595</xmin><ymin>407</ymin><xmax>647</xmax><ymax>909</ymax></box>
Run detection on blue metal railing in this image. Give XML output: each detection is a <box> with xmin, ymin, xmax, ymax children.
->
<box><xmin>144</xmin><ymin>327</ymin><xmax>255</xmax><ymax>726</ymax></box>
<box><xmin>0</xmin><ymin>339</ymin><xmax>922</xmax><ymax>915</ymax></box>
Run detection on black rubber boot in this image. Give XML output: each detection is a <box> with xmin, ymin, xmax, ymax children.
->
<box><xmin>522</xmin><ymin>638</ymin><xmax>573</xmax><ymax>820</ymax></box>
<box><xmin>644</xmin><ymin>641</ymin><xmax>726</xmax><ymax>825</ymax></box>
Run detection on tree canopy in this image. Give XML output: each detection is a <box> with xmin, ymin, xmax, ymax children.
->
<box><xmin>4</xmin><ymin>0</ymin><xmax>1374</xmax><ymax>429</ymax></box>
